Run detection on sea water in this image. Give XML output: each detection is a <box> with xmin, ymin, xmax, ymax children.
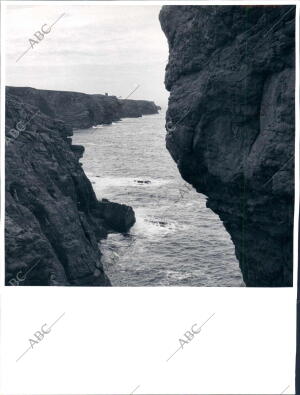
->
<box><xmin>72</xmin><ymin>112</ymin><xmax>244</xmax><ymax>286</ymax></box>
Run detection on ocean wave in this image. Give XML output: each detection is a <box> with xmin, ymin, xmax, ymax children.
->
<box><xmin>73</xmin><ymin>113</ymin><xmax>243</xmax><ymax>286</ymax></box>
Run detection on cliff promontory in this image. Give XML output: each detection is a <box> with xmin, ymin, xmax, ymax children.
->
<box><xmin>160</xmin><ymin>5</ymin><xmax>295</xmax><ymax>286</ymax></box>
<box><xmin>6</xmin><ymin>86</ymin><xmax>160</xmax><ymax>129</ymax></box>
<box><xmin>5</xmin><ymin>94</ymin><xmax>135</xmax><ymax>286</ymax></box>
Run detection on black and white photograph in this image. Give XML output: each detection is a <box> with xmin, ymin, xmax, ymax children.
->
<box><xmin>1</xmin><ymin>2</ymin><xmax>299</xmax><ymax>394</ymax></box>
<box><xmin>4</xmin><ymin>4</ymin><xmax>296</xmax><ymax>288</ymax></box>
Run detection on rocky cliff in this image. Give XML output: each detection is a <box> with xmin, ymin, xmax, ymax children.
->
<box><xmin>6</xmin><ymin>86</ymin><xmax>161</xmax><ymax>130</ymax></box>
<box><xmin>120</xmin><ymin>99</ymin><xmax>161</xmax><ymax>118</ymax></box>
<box><xmin>5</xmin><ymin>94</ymin><xmax>135</xmax><ymax>286</ymax></box>
<box><xmin>160</xmin><ymin>5</ymin><xmax>295</xmax><ymax>286</ymax></box>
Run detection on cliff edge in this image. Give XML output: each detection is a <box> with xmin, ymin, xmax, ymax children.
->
<box><xmin>160</xmin><ymin>5</ymin><xmax>295</xmax><ymax>286</ymax></box>
<box><xmin>6</xmin><ymin>86</ymin><xmax>161</xmax><ymax>130</ymax></box>
<box><xmin>5</xmin><ymin>94</ymin><xmax>135</xmax><ymax>286</ymax></box>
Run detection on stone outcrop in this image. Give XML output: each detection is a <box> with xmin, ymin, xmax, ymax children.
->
<box><xmin>5</xmin><ymin>94</ymin><xmax>135</xmax><ymax>286</ymax></box>
<box><xmin>6</xmin><ymin>86</ymin><xmax>161</xmax><ymax>130</ymax></box>
<box><xmin>160</xmin><ymin>5</ymin><xmax>295</xmax><ymax>286</ymax></box>
<box><xmin>120</xmin><ymin>99</ymin><xmax>161</xmax><ymax>118</ymax></box>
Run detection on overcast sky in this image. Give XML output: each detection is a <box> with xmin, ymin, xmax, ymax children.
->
<box><xmin>5</xmin><ymin>5</ymin><xmax>169</xmax><ymax>106</ymax></box>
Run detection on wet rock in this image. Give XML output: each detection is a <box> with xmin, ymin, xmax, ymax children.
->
<box><xmin>98</xmin><ymin>199</ymin><xmax>136</xmax><ymax>233</ymax></box>
<box><xmin>146</xmin><ymin>219</ymin><xmax>168</xmax><ymax>227</ymax></box>
<box><xmin>134</xmin><ymin>179</ymin><xmax>151</xmax><ymax>184</ymax></box>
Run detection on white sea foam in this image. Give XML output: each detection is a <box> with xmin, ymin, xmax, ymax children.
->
<box><xmin>72</xmin><ymin>113</ymin><xmax>243</xmax><ymax>286</ymax></box>
<box><xmin>132</xmin><ymin>208</ymin><xmax>177</xmax><ymax>236</ymax></box>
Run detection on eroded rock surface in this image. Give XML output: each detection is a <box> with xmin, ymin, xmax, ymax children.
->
<box><xmin>160</xmin><ymin>5</ymin><xmax>295</xmax><ymax>286</ymax></box>
<box><xmin>5</xmin><ymin>94</ymin><xmax>135</xmax><ymax>286</ymax></box>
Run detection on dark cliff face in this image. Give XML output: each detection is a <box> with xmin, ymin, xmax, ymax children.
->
<box><xmin>6</xmin><ymin>86</ymin><xmax>160</xmax><ymax>130</ymax></box>
<box><xmin>160</xmin><ymin>5</ymin><xmax>295</xmax><ymax>286</ymax></box>
<box><xmin>120</xmin><ymin>99</ymin><xmax>161</xmax><ymax>118</ymax></box>
<box><xmin>5</xmin><ymin>94</ymin><xmax>135</xmax><ymax>286</ymax></box>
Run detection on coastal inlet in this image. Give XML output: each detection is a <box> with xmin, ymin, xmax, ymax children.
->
<box><xmin>73</xmin><ymin>112</ymin><xmax>244</xmax><ymax>286</ymax></box>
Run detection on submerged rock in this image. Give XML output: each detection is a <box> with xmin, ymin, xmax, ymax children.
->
<box><xmin>5</xmin><ymin>94</ymin><xmax>135</xmax><ymax>286</ymax></box>
<box><xmin>160</xmin><ymin>5</ymin><xmax>295</xmax><ymax>286</ymax></box>
<box><xmin>134</xmin><ymin>179</ymin><xmax>151</xmax><ymax>184</ymax></box>
<box><xmin>145</xmin><ymin>219</ymin><xmax>168</xmax><ymax>227</ymax></box>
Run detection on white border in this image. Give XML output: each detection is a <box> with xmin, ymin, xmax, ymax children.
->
<box><xmin>0</xmin><ymin>2</ymin><xmax>299</xmax><ymax>395</ymax></box>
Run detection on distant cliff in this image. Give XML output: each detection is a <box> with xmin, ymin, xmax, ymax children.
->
<box><xmin>5</xmin><ymin>94</ymin><xmax>135</xmax><ymax>286</ymax></box>
<box><xmin>160</xmin><ymin>5</ymin><xmax>295</xmax><ymax>286</ymax></box>
<box><xmin>6</xmin><ymin>86</ymin><xmax>161</xmax><ymax>130</ymax></box>
<box><xmin>120</xmin><ymin>99</ymin><xmax>161</xmax><ymax>118</ymax></box>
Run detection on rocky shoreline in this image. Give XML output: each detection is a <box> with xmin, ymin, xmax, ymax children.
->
<box><xmin>5</xmin><ymin>89</ymin><xmax>145</xmax><ymax>286</ymax></box>
<box><xmin>6</xmin><ymin>86</ymin><xmax>161</xmax><ymax>130</ymax></box>
<box><xmin>160</xmin><ymin>5</ymin><xmax>295</xmax><ymax>286</ymax></box>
